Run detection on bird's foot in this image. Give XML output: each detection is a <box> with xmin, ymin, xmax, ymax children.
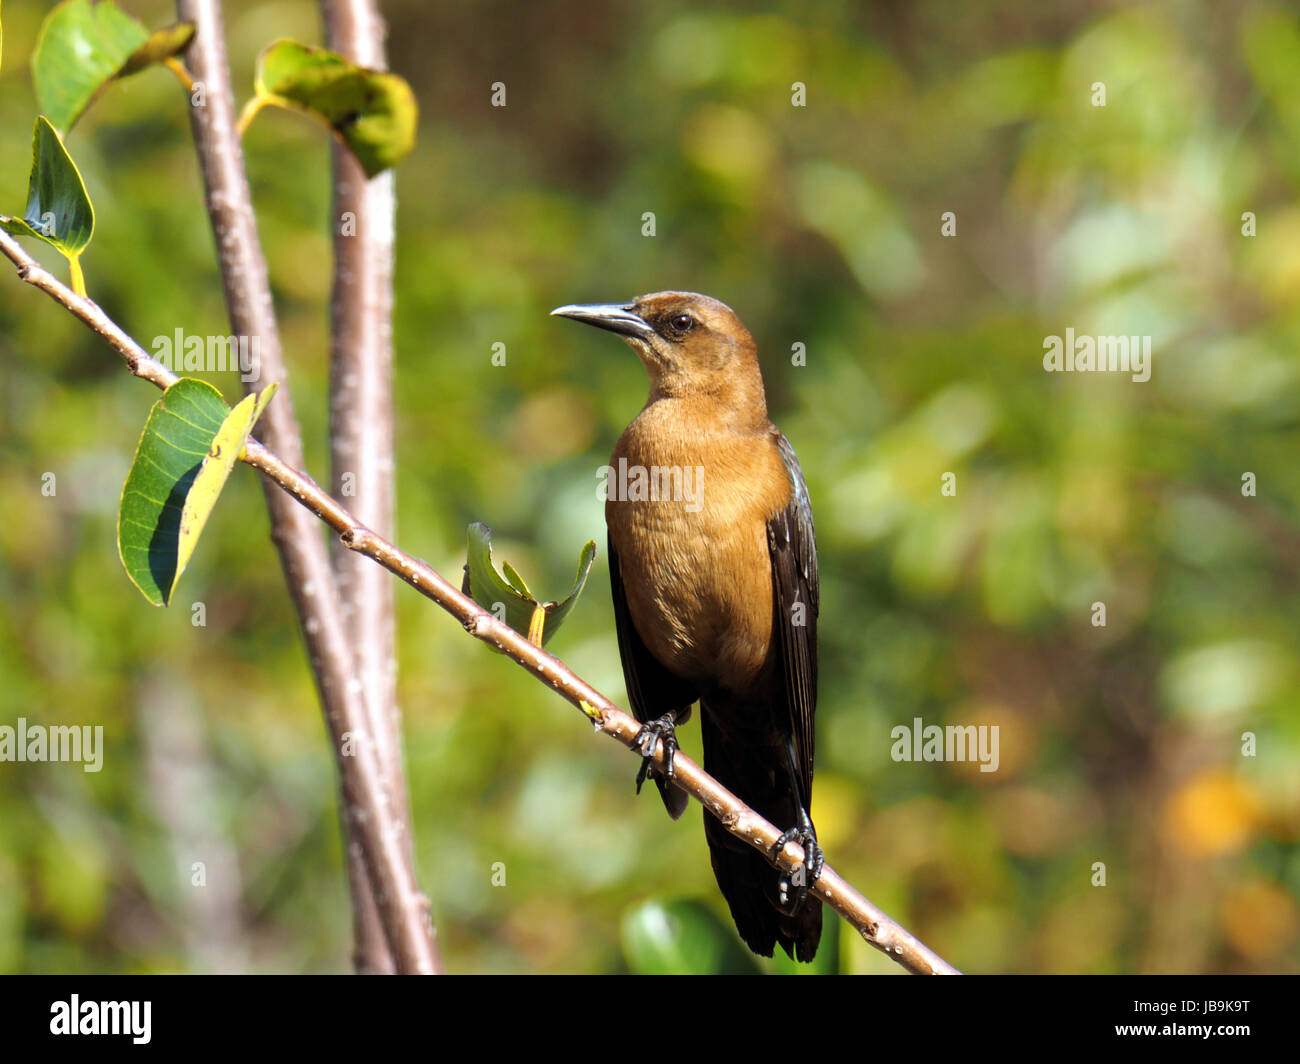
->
<box><xmin>772</xmin><ymin>826</ymin><xmax>823</xmax><ymax>912</ymax></box>
<box><xmin>633</xmin><ymin>714</ymin><xmax>678</xmax><ymax>795</ymax></box>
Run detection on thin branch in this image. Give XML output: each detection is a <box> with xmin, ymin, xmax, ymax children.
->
<box><xmin>1</xmin><ymin>226</ymin><xmax>960</xmax><ymax>975</ymax></box>
<box><xmin>321</xmin><ymin>0</ymin><xmax>406</xmax><ymax>976</ymax></box>
<box><xmin>175</xmin><ymin>0</ymin><xmax>439</xmax><ymax>973</ymax></box>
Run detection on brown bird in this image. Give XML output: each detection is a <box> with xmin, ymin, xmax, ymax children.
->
<box><xmin>551</xmin><ymin>292</ymin><xmax>822</xmax><ymax>961</ymax></box>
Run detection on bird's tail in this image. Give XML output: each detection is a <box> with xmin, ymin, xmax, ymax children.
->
<box><xmin>700</xmin><ymin>698</ymin><xmax>822</xmax><ymax>962</ymax></box>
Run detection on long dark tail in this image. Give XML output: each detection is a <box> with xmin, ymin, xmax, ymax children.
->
<box><xmin>700</xmin><ymin>697</ymin><xmax>822</xmax><ymax>962</ymax></box>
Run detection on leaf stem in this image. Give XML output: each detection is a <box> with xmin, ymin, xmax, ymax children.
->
<box><xmin>67</xmin><ymin>254</ymin><xmax>86</xmax><ymax>298</ymax></box>
<box><xmin>528</xmin><ymin>605</ymin><xmax>547</xmax><ymax>646</ymax></box>
<box><xmin>165</xmin><ymin>58</ymin><xmax>195</xmax><ymax>93</ymax></box>
<box><xmin>235</xmin><ymin>95</ymin><xmax>269</xmax><ymax>138</ymax></box>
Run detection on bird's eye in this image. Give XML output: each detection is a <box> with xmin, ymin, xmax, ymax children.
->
<box><xmin>668</xmin><ymin>313</ymin><xmax>695</xmax><ymax>335</ymax></box>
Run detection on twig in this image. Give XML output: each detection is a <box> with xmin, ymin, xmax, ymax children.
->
<box><xmin>0</xmin><ymin>225</ymin><xmax>960</xmax><ymax>975</ymax></box>
<box><xmin>175</xmin><ymin>0</ymin><xmax>439</xmax><ymax>973</ymax></box>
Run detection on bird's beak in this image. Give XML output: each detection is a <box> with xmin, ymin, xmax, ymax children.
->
<box><xmin>550</xmin><ymin>302</ymin><xmax>657</xmax><ymax>341</ymax></box>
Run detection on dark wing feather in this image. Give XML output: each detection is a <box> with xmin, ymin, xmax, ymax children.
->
<box><xmin>766</xmin><ymin>430</ymin><xmax>818</xmax><ymax>806</ymax></box>
<box><xmin>608</xmin><ymin>535</ymin><xmax>698</xmax><ymax>819</ymax></box>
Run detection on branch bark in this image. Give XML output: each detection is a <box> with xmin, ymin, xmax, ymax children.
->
<box><xmin>0</xmin><ymin>226</ymin><xmax>959</xmax><ymax>975</ymax></box>
<box><xmin>321</xmin><ymin>0</ymin><xmax>405</xmax><ymax>976</ymax></box>
<box><xmin>174</xmin><ymin>0</ymin><xmax>439</xmax><ymax>973</ymax></box>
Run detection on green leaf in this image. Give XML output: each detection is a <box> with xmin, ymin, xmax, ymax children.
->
<box><xmin>31</xmin><ymin>1</ymin><xmax>194</xmax><ymax>132</ymax></box>
<box><xmin>118</xmin><ymin>379</ymin><xmax>277</xmax><ymax>606</ymax></box>
<box><xmin>621</xmin><ymin>899</ymin><xmax>762</xmax><ymax>975</ymax></box>
<box><xmin>501</xmin><ymin>559</ymin><xmax>533</xmax><ymax>599</ymax></box>
<box><xmin>462</xmin><ymin>524</ymin><xmax>596</xmax><ymax>647</ymax></box>
<box><xmin>544</xmin><ymin>538</ymin><xmax>597</xmax><ymax>636</ymax></box>
<box><xmin>33</xmin><ymin>0</ymin><xmax>141</xmax><ymax>132</ymax></box>
<box><xmin>0</xmin><ymin>117</ymin><xmax>95</xmax><ymax>291</ymax></box>
<box><xmin>463</xmin><ymin>523</ymin><xmax>535</xmax><ymax>638</ymax></box>
<box><xmin>251</xmin><ymin>39</ymin><xmax>418</xmax><ymax>177</ymax></box>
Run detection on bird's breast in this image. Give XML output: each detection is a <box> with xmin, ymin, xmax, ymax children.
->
<box><xmin>606</xmin><ymin>416</ymin><xmax>791</xmax><ymax>695</ymax></box>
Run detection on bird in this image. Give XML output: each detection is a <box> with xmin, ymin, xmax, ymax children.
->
<box><xmin>551</xmin><ymin>291</ymin><xmax>823</xmax><ymax>962</ymax></box>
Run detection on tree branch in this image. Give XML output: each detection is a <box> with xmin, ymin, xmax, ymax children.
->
<box><xmin>321</xmin><ymin>0</ymin><xmax>405</xmax><ymax>976</ymax></box>
<box><xmin>175</xmin><ymin>0</ymin><xmax>439</xmax><ymax>973</ymax></box>
<box><xmin>0</xmin><ymin>226</ymin><xmax>960</xmax><ymax>975</ymax></box>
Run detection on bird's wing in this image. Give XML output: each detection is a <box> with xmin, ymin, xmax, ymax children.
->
<box><xmin>767</xmin><ymin>430</ymin><xmax>819</xmax><ymax>806</ymax></box>
<box><xmin>607</xmin><ymin>534</ymin><xmax>699</xmax><ymax>725</ymax></box>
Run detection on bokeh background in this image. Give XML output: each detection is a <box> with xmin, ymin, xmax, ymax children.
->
<box><xmin>1</xmin><ymin>0</ymin><xmax>1297</xmax><ymax>974</ymax></box>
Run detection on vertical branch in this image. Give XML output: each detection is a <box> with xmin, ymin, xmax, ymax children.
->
<box><xmin>176</xmin><ymin>0</ymin><xmax>441</xmax><ymax>973</ymax></box>
<box><xmin>321</xmin><ymin>0</ymin><xmax>406</xmax><ymax>977</ymax></box>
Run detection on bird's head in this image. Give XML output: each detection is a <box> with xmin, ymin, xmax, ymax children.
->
<box><xmin>551</xmin><ymin>291</ymin><xmax>767</xmax><ymax>421</ymax></box>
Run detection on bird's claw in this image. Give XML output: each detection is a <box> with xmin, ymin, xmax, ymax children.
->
<box><xmin>633</xmin><ymin>714</ymin><xmax>678</xmax><ymax>795</ymax></box>
<box><xmin>772</xmin><ymin>826</ymin><xmax>823</xmax><ymax>912</ymax></box>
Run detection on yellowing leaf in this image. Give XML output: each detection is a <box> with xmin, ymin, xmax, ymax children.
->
<box><xmin>174</xmin><ymin>384</ymin><xmax>278</xmax><ymax>592</ymax></box>
<box><xmin>118</xmin><ymin>379</ymin><xmax>277</xmax><ymax>606</ymax></box>
<box><xmin>249</xmin><ymin>39</ymin><xmax>417</xmax><ymax>178</ymax></box>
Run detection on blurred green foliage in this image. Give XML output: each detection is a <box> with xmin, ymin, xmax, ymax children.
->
<box><xmin>0</xmin><ymin>0</ymin><xmax>1297</xmax><ymax>974</ymax></box>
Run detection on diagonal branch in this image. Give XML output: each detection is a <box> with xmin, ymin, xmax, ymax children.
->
<box><xmin>0</xmin><ymin>226</ymin><xmax>960</xmax><ymax>976</ymax></box>
<box><xmin>175</xmin><ymin>0</ymin><xmax>438</xmax><ymax>972</ymax></box>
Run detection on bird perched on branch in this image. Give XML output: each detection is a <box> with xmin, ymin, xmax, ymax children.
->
<box><xmin>551</xmin><ymin>292</ymin><xmax>822</xmax><ymax>962</ymax></box>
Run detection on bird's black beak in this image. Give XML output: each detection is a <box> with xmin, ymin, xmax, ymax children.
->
<box><xmin>550</xmin><ymin>302</ymin><xmax>657</xmax><ymax>341</ymax></box>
